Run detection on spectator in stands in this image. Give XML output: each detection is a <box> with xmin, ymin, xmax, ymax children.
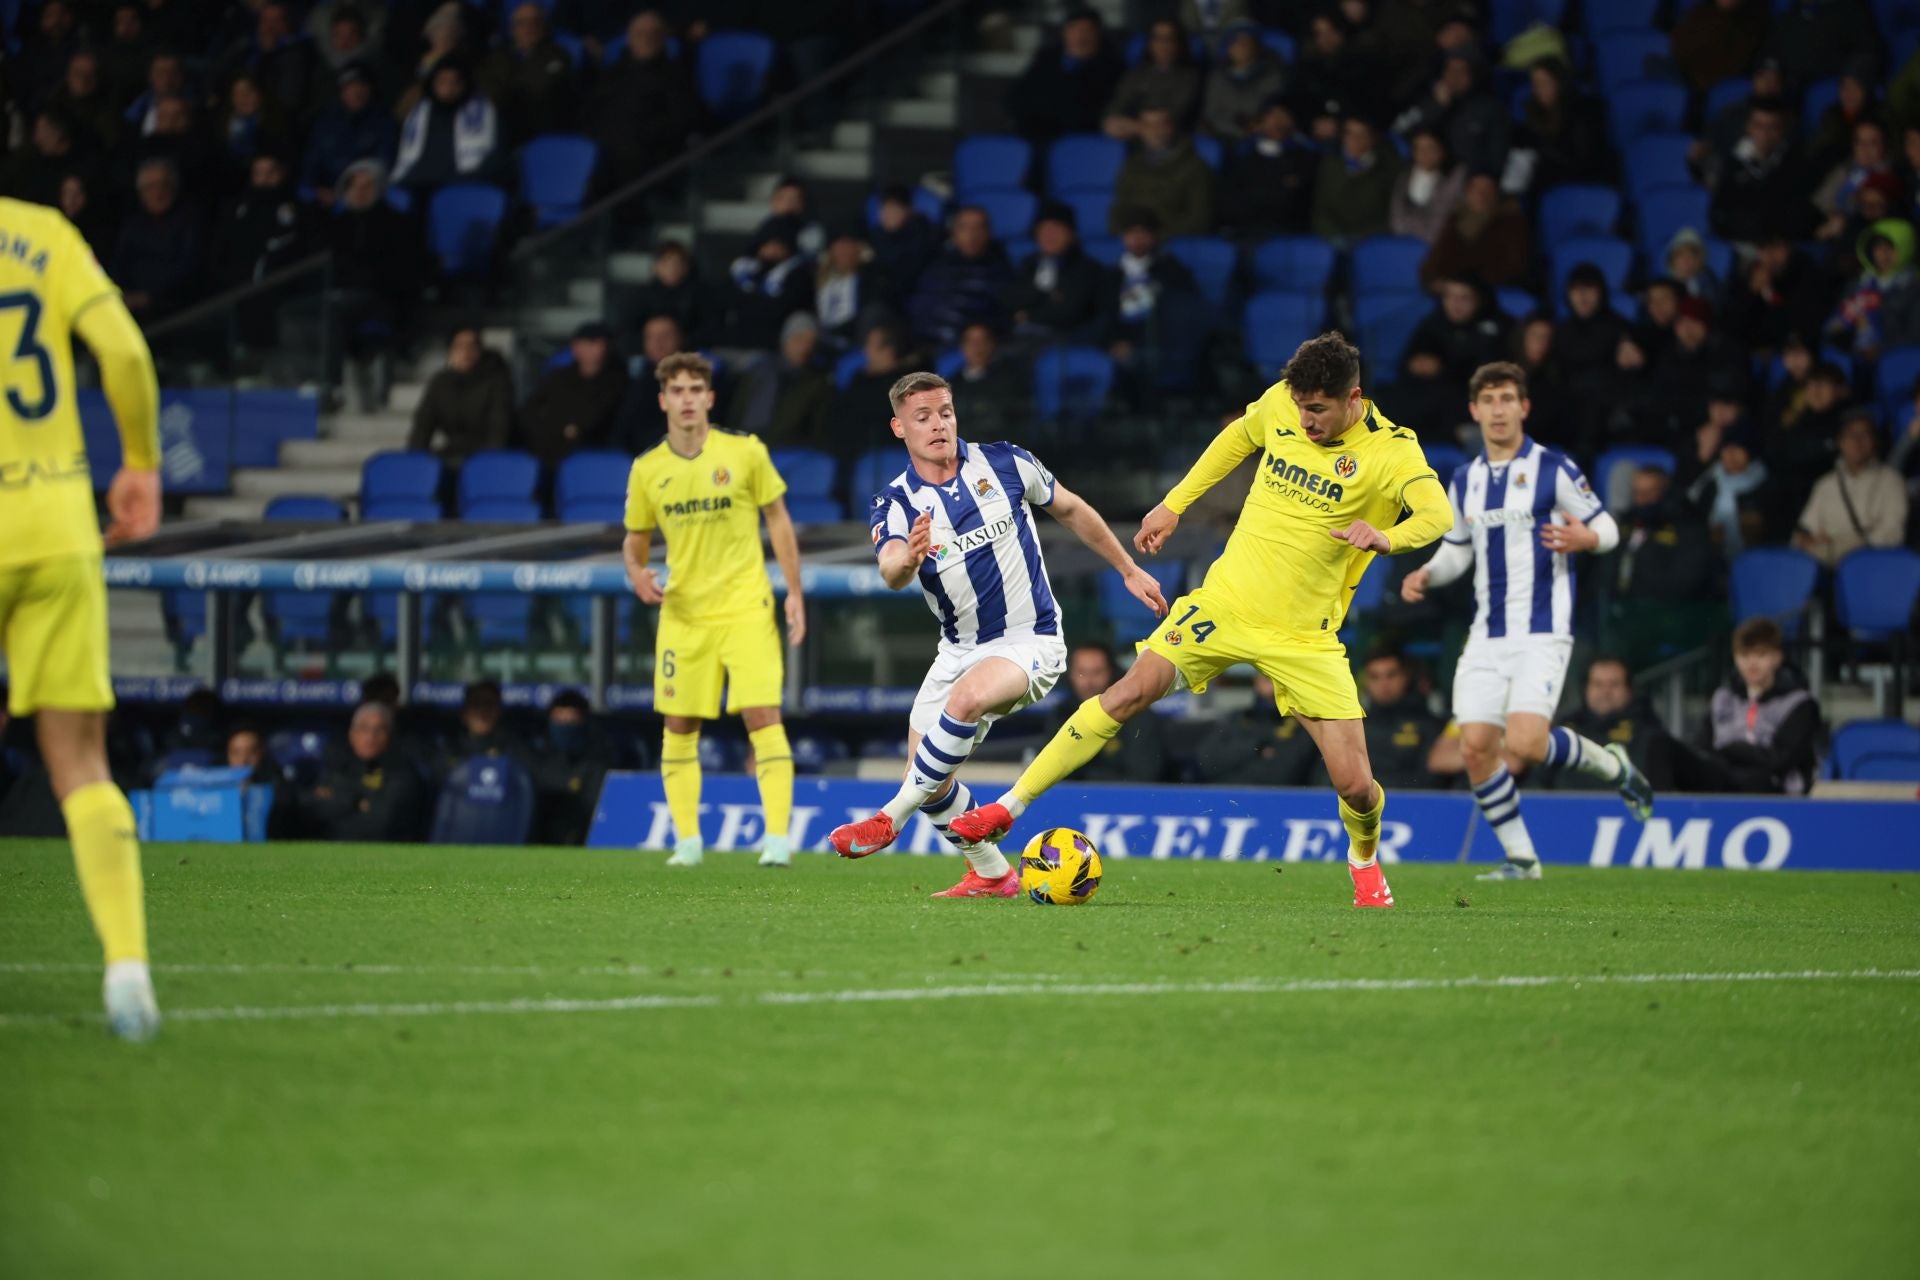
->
<box><xmin>813</xmin><ymin>229</ymin><xmax>887</xmax><ymax>353</ymax></box>
<box><xmin>1711</xmin><ymin>99</ymin><xmax>1816</xmax><ymax>248</ymax></box>
<box><xmin>127</xmin><ymin>92</ymin><xmax>220</xmax><ymax>200</ymax></box>
<box><xmin>305</xmin><ymin>700</ymin><xmax>427</xmax><ymax>842</ymax></box>
<box><xmin>1006</xmin><ymin>6</ymin><xmax>1123</xmax><ymax>142</ymax></box>
<box><xmin>1648</xmin><ymin>298</ymin><xmax>1749</xmax><ymax>437</ymax></box>
<box><xmin>868</xmin><ymin>187</ymin><xmax>936</xmax><ymax>312</ymax></box>
<box><xmin>49</xmin><ymin>50</ymin><xmax>120</xmax><ymax>155</ymax></box>
<box><xmin>907</xmin><ymin>206</ymin><xmax>1010</xmax><ymax>349</ymax></box>
<box><xmin>1</xmin><ymin>110</ymin><xmax>86</xmax><ymax>207</ymax></box>
<box><xmin>326</xmin><ymin>159</ymin><xmax>418</xmax><ymax>400</ymax></box>
<box><xmin>521</xmin><ymin>322</ymin><xmax>629</xmax><ymax>465</ymax></box>
<box><xmin>1633</xmin><ymin>278</ymin><xmax>1682</xmax><ymax>365</ymax></box>
<box><xmin>480</xmin><ymin>2</ymin><xmax>574</xmax><ymax>145</ymax></box>
<box><xmin>1701</xmin><ymin>58</ymin><xmax>1786</xmax><ymax>179</ymax></box>
<box><xmin>1193</xmin><ymin>672</ymin><xmax>1323</xmax><ymax>785</ymax></box>
<box><xmin>111</xmin><ymin>157</ymin><xmax>203</xmax><ymax>318</ymax></box>
<box><xmin>1726</xmin><ymin>235</ymin><xmax>1831</xmax><ymax>355</ymax></box>
<box><xmin>1008</xmin><ymin>203</ymin><xmax>1106</xmax><ymax>343</ymax></box>
<box><xmin>1645</xmin><ymin>618</ymin><xmax>1820</xmax><ymax>796</ymax></box>
<box><xmin>629</xmin><ymin>242</ymin><xmax>711</xmax><ymax>349</ymax></box>
<box><xmin>532</xmin><ymin>690</ymin><xmax>611</xmax><ymax>845</ymax></box>
<box><xmin>1107</xmin><ymin>206</ymin><xmax>1200</xmax><ymax>375</ymax></box>
<box><xmin>1200</xmin><ymin>23</ymin><xmax>1285</xmax><ymax>144</ymax></box>
<box><xmin>1795</xmin><ymin>411</ymin><xmax>1909</xmax><ymax>566</ymax></box>
<box><xmin>303</xmin><ymin>62</ymin><xmax>398</xmax><ymax>205</ymax></box>
<box><xmin>101</xmin><ymin>3</ymin><xmax>156</xmax><ymax>108</ymax></box>
<box><xmin>124</xmin><ymin>51</ymin><xmax>188</xmax><ymax>139</ymax></box>
<box><xmin>394</xmin><ymin>2</ymin><xmax>478</xmax><ymax>116</ymax></box>
<box><xmin>1511</xmin><ymin>58</ymin><xmax>1608</xmax><ymax>192</ymax></box>
<box><xmin>1291</xmin><ymin>11</ymin><xmax>1375</xmax><ymax>144</ymax></box>
<box><xmin>1509</xmin><ymin>313</ymin><xmax>1573</xmax><ymax>450</ymax></box>
<box><xmin>727</xmin><ymin>311</ymin><xmax>831</xmax><ymax>449</ymax></box>
<box><xmin>1664</xmin><ymin>228</ymin><xmax>1726</xmax><ymax>309</ymax></box>
<box><xmin>1419</xmin><ymin>171</ymin><xmax>1530</xmax><ymax>290</ymax></box>
<box><xmin>949</xmin><ymin>322</ymin><xmax>1027</xmax><ymax>437</ymax></box>
<box><xmin>726</xmin><ymin>226</ymin><xmax>815</xmax><ymax>351</ymax></box>
<box><xmin>216</xmin><ymin>71</ymin><xmax>292</xmax><ymax>185</ymax></box>
<box><xmin>611</xmin><ymin>313</ymin><xmax>682</xmax><ymax>451</ymax></box>
<box><xmin>1110</xmin><ymin>105</ymin><xmax>1215</xmax><ymax>238</ymax></box>
<box><xmin>311</xmin><ymin>5</ymin><xmax>381</xmax><ymax>105</ymax></box>
<box><xmin>392</xmin><ymin>58</ymin><xmax>505</xmax><ymax>196</ymax></box>
<box><xmin>1814</xmin><ymin>120</ymin><xmax>1898</xmax><ymax>243</ymax></box>
<box><xmin>162</xmin><ymin>689</ymin><xmax>227</xmax><ymax>761</ymax></box>
<box><xmin>1219</xmin><ymin>96</ymin><xmax>1316</xmax><ymax>236</ymax></box>
<box><xmin>439</xmin><ymin>680</ymin><xmax>526</xmax><ymax>777</ymax></box>
<box><xmin>1825</xmin><ymin>218</ymin><xmax>1920</xmax><ymax>358</ymax></box>
<box><xmin>218</xmin><ymin>0</ymin><xmax>317</xmax><ymax>123</ymax></box>
<box><xmin>1103</xmin><ymin>18</ymin><xmax>1199</xmax><ymax>141</ymax></box>
<box><xmin>212</xmin><ymin>150</ymin><xmax>320</xmax><ymax>291</ymax></box>
<box><xmin>224</xmin><ymin>725</ymin><xmax>276</xmax><ymax>785</ymax></box>
<box><xmin>1398</xmin><ymin>277</ymin><xmax>1509</xmax><ymax>440</ymax></box>
<box><xmin>1310</xmin><ymin>113</ymin><xmax>1400</xmax><ymax>245</ymax></box>
<box><xmin>591</xmin><ymin>9</ymin><xmax>697</xmax><ymax>196</ymax></box>
<box><xmin>1392</xmin><ymin>45</ymin><xmax>1507</xmax><ymax>181</ymax></box>
<box><xmin>1389</xmin><ymin>128</ymin><xmax>1463</xmax><ymax>244</ymax></box>
<box><xmin>756</xmin><ymin>178</ymin><xmax>827</xmax><ymax>260</ymax></box>
<box><xmin>1602</xmin><ymin>465</ymin><xmax>1722</xmax><ymax>666</ymax></box>
<box><xmin>1670</xmin><ymin>0</ymin><xmax>1770</xmax><ymax>92</ymax></box>
<box><xmin>1547</xmin><ymin>658</ymin><xmax>1666</xmax><ymax>792</ymax></box>
<box><xmin>826</xmin><ymin>323</ymin><xmax>911</xmax><ymax>458</ymax></box>
<box><xmin>1761</xmin><ymin>0</ymin><xmax>1880</xmax><ymax>98</ymax></box>
<box><xmin>1179</xmin><ymin>0</ymin><xmax>1255</xmax><ymax>43</ymax></box>
<box><xmin>1035</xmin><ymin>644</ymin><xmax>1165</xmax><ymax>782</ymax></box>
<box><xmin>58</xmin><ymin>172</ymin><xmax>112</xmax><ymax>259</ymax></box>
<box><xmin>1359</xmin><ymin>647</ymin><xmax>1447</xmax><ymax>792</ymax></box>
<box><xmin>1762</xmin><ymin>357</ymin><xmax>1849</xmax><ymax>519</ymax></box>
<box><xmin>1552</xmin><ymin>262</ymin><xmax>1637</xmax><ymax>448</ymax></box>
<box><xmin>14</xmin><ymin>0</ymin><xmax>83</xmax><ymax>114</ymax></box>
<box><xmin>408</xmin><ymin>326</ymin><xmax>516</xmax><ymax>465</ymax></box>
<box><xmin>1686</xmin><ymin>422</ymin><xmax>1773</xmax><ymax>556</ymax></box>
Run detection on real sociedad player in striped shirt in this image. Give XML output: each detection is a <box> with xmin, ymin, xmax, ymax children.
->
<box><xmin>827</xmin><ymin>371</ymin><xmax>1167</xmax><ymax>897</ymax></box>
<box><xmin>1401</xmin><ymin>362</ymin><xmax>1654</xmax><ymax>880</ymax></box>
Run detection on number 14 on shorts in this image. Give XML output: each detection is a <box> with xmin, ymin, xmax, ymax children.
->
<box><xmin>1169</xmin><ymin>604</ymin><xmax>1215</xmax><ymax>644</ymax></box>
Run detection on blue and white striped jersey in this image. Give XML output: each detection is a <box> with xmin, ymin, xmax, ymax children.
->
<box><xmin>868</xmin><ymin>439</ymin><xmax>1061</xmax><ymax>647</ymax></box>
<box><xmin>1443</xmin><ymin>437</ymin><xmax>1604</xmax><ymax>639</ymax></box>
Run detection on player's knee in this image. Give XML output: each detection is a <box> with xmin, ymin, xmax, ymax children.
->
<box><xmin>945</xmin><ymin>687</ymin><xmax>992</xmax><ymax>723</ymax></box>
<box><xmin>1506</xmin><ymin>724</ymin><xmax>1549</xmax><ymax>765</ymax></box>
<box><xmin>1335</xmin><ymin>773</ymin><xmax>1376</xmax><ymax>811</ymax></box>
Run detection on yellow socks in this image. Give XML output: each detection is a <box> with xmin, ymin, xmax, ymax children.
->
<box><xmin>1340</xmin><ymin>782</ymin><xmax>1385</xmax><ymax>867</ymax></box>
<box><xmin>62</xmin><ymin>781</ymin><xmax>148</xmax><ymax>965</ymax></box>
<box><xmin>1007</xmin><ymin>697</ymin><xmax>1123</xmax><ymax>814</ymax></box>
<box><xmin>661</xmin><ymin>729</ymin><xmax>703</xmax><ymax>845</ymax></box>
<box><xmin>748</xmin><ymin>723</ymin><xmax>793</xmax><ymax>839</ymax></box>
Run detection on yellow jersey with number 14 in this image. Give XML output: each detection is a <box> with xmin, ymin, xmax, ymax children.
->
<box><xmin>0</xmin><ymin>198</ymin><xmax>148</xmax><ymax>569</ymax></box>
<box><xmin>1164</xmin><ymin>380</ymin><xmax>1449</xmax><ymax>641</ymax></box>
<box><xmin>624</xmin><ymin>427</ymin><xmax>787</xmax><ymax>622</ymax></box>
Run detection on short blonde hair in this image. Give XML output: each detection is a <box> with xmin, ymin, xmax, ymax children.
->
<box><xmin>888</xmin><ymin>371</ymin><xmax>950</xmax><ymax>412</ymax></box>
<box><xmin>655</xmin><ymin>351</ymin><xmax>712</xmax><ymax>388</ymax></box>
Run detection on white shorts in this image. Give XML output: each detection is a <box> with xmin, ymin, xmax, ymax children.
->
<box><xmin>908</xmin><ymin>634</ymin><xmax>1068</xmax><ymax>741</ymax></box>
<box><xmin>1452</xmin><ymin>634</ymin><xmax>1574</xmax><ymax>727</ymax></box>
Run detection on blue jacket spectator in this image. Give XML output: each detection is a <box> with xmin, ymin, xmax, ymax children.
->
<box><xmin>870</xmin><ymin>186</ymin><xmax>937</xmax><ymax>309</ymax></box>
<box><xmin>303</xmin><ymin>63</ymin><xmax>397</xmax><ymax>203</ymax></box>
<box><xmin>908</xmin><ymin>206</ymin><xmax>1012</xmax><ymax>348</ymax></box>
<box><xmin>112</xmin><ymin>158</ymin><xmax>204</xmax><ymax>319</ymax></box>
<box><xmin>1006</xmin><ymin>7</ymin><xmax>1124</xmax><ymax>141</ymax></box>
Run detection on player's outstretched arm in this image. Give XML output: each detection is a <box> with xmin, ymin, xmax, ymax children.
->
<box><xmin>1159</xmin><ymin>414</ymin><xmax>1262</xmax><ymax>520</ymax></box>
<box><xmin>877</xmin><ymin>510</ymin><xmax>932</xmax><ymax>590</ymax></box>
<box><xmin>76</xmin><ymin>295</ymin><xmax>161</xmax><ymax>544</ymax></box>
<box><xmin>623</xmin><ymin>529</ymin><xmax>664</xmax><ymax>603</ymax></box>
<box><xmin>1049</xmin><ymin>483</ymin><xmax>1167</xmax><ymax>617</ymax></box>
<box><xmin>760</xmin><ymin>497</ymin><xmax>807</xmax><ymax>645</ymax></box>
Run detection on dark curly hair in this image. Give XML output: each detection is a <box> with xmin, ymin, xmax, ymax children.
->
<box><xmin>1280</xmin><ymin>332</ymin><xmax>1361</xmax><ymax>397</ymax></box>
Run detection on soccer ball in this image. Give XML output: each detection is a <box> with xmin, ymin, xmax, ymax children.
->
<box><xmin>1018</xmin><ymin>827</ymin><xmax>1103</xmax><ymax>905</ymax></box>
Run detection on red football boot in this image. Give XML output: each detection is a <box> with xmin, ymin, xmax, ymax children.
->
<box><xmin>828</xmin><ymin>813</ymin><xmax>898</xmax><ymax>859</ymax></box>
<box><xmin>1350</xmin><ymin>859</ymin><xmax>1396</xmax><ymax>909</ymax></box>
<box><xmin>947</xmin><ymin>802</ymin><xmax>1014</xmax><ymax>844</ymax></box>
<box><xmin>930</xmin><ymin>866</ymin><xmax>1021</xmax><ymax>898</ymax></box>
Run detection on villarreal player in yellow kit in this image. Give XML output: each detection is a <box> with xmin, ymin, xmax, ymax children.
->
<box><xmin>0</xmin><ymin>198</ymin><xmax>164</xmax><ymax>1035</ymax></box>
<box><xmin>953</xmin><ymin>333</ymin><xmax>1454</xmax><ymax>908</ymax></box>
<box><xmin>623</xmin><ymin>352</ymin><xmax>805</xmax><ymax>867</ymax></box>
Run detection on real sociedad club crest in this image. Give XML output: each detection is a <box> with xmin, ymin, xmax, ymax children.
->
<box><xmin>1334</xmin><ymin>453</ymin><xmax>1358</xmax><ymax>479</ymax></box>
<box><xmin>975</xmin><ymin>476</ymin><xmax>997</xmax><ymax>498</ymax></box>
<box><xmin>712</xmin><ymin>467</ymin><xmax>730</xmax><ymax>486</ymax></box>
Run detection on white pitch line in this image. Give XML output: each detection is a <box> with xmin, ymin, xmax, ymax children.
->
<box><xmin>1</xmin><ymin>968</ymin><xmax>1916</xmax><ymax>1030</ymax></box>
<box><xmin>0</xmin><ymin>961</ymin><xmax>836</xmax><ymax>979</ymax></box>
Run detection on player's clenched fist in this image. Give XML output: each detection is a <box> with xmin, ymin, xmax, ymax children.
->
<box><xmin>1400</xmin><ymin>565</ymin><xmax>1430</xmax><ymax>603</ymax></box>
<box><xmin>631</xmin><ymin>566</ymin><xmax>665</xmax><ymax>604</ymax></box>
<box><xmin>906</xmin><ymin>509</ymin><xmax>933</xmax><ymax>560</ymax></box>
<box><xmin>1327</xmin><ymin>520</ymin><xmax>1389</xmax><ymax>552</ymax></box>
<box><xmin>1134</xmin><ymin>503</ymin><xmax>1179</xmax><ymax>554</ymax></box>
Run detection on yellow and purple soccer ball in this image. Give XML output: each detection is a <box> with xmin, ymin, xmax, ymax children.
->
<box><xmin>1019</xmin><ymin>827</ymin><xmax>1103</xmax><ymax>905</ymax></box>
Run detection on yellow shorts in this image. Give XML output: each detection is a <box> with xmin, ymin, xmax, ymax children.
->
<box><xmin>0</xmin><ymin>552</ymin><xmax>114</xmax><ymax>717</ymax></box>
<box><xmin>1137</xmin><ymin>585</ymin><xmax>1363</xmax><ymax>721</ymax></box>
<box><xmin>655</xmin><ymin>605</ymin><xmax>784</xmax><ymax>719</ymax></box>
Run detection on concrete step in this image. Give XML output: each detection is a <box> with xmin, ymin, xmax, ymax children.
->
<box><xmin>880</xmin><ymin>99</ymin><xmax>956</xmax><ymax>128</ymax></box>
<box><xmin>790</xmin><ymin>148</ymin><xmax>872</xmax><ymax>182</ymax></box>
<box><xmin>107</xmin><ymin>590</ymin><xmax>168</xmax><ymax>635</ymax></box>
<box><xmin>962</xmin><ymin>51</ymin><xmax>1028</xmax><ymax>77</ymax></box>
<box><xmin>388</xmin><ymin>381</ymin><xmax>425</xmax><ymax>413</ymax></box>
<box><xmin>918</xmin><ymin>70</ymin><xmax>958</xmax><ymax>98</ymax></box>
<box><xmin>522</xmin><ymin>307</ymin><xmax>594</xmax><ymax>338</ymax></box>
<box><xmin>182</xmin><ymin>495</ymin><xmax>270</xmax><ymax>522</ymax></box>
<box><xmin>567</xmin><ymin>277</ymin><xmax>604</xmax><ymax>308</ymax></box>
<box><xmin>327</xmin><ymin>410</ymin><xmax>415</xmax><ymax>445</ymax></box>
<box><xmin>831</xmin><ymin>121</ymin><xmax>873</xmax><ymax>151</ymax></box>
<box><xmin>607</xmin><ymin>250</ymin><xmax>654</xmax><ymax>284</ymax></box>
<box><xmin>281</xmin><ymin>438</ymin><xmax>384</xmax><ymax>470</ymax></box>
<box><xmin>700</xmin><ymin>199</ymin><xmax>766</xmax><ymax>233</ymax></box>
<box><xmin>232</xmin><ymin>466</ymin><xmax>362</xmax><ymax>501</ymax></box>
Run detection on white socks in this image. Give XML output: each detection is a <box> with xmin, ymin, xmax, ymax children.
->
<box><xmin>882</xmin><ymin>712</ymin><xmax>980</xmax><ymax>828</ymax></box>
<box><xmin>923</xmin><ymin>780</ymin><xmax>1011</xmax><ymax>879</ymax></box>
<box><xmin>1472</xmin><ymin>765</ymin><xmax>1539</xmax><ymax>866</ymax></box>
<box><xmin>1546</xmin><ymin>726</ymin><xmax>1623</xmax><ymax>782</ymax></box>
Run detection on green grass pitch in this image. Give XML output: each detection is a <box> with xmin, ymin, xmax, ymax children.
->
<box><xmin>3</xmin><ymin>840</ymin><xmax>1918</xmax><ymax>1279</ymax></box>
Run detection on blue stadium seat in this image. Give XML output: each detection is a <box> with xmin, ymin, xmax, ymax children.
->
<box><xmin>266</xmin><ymin>729</ymin><xmax>330</xmax><ymax>786</ymax></box>
<box><xmin>459</xmin><ymin>449</ymin><xmax>539</xmax><ymax>512</ymax></box>
<box><xmin>694</xmin><ymin>30</ymin><xmax>776</xmax><ymax>118</ymax></box>
<box><xmin>1876</xmin><ymin>344</ymin><xmax>1920</xmax><ymax>419</ymax></box>
<box><xmin>972</xmin><ymin>188</ymin><xmax>1037</xmax><ymax>242</ymax></box>
<box><xmin>770</xmin><ymin>447</ymin><xmax>837</xmax><ymax>501</ymax></box>
<box><xmin>1764</xmin><ymin>348</ymin><xmax>1852</xmax><ymax>389</ymax></box>
<box><xmin>1591</xmin><ymin>445</ymin><xmax>1676</xmax><ymax>508</ymax></box>
<box><xmin>1242</xmin><ymin>290</ymin><xmax>1327</xmax><ymax>376</ymax></box>
<box><xmin>1584</xmin><ymin>0</ymin><xmax>1660</xmax><ymax>32</ymax></box>
<box><xmin>698</xmin><ymin>736</ymin><xmax>745</xmax><ymax>771</ymax></box>
<box><xmin>1703</xmin><ymin>76</ymin><xmax>1751</xmax><ymax>121</ymax></box>
<box><xmin>1636</xmin><ymin>184</ymin><xmax>1712</xmax><ymax>262</ymax></box>
<box><xmin>1550</xmin><ymin>236</ymin><xmax>1634</xmax><ymax>311</ymax></box>
<box><xmin>463</xmin><ymin>498</ymin><xmax>542</xmax><ymax>522</ymax></box>
<box><xmin>867</xmin><ymin>187</ymin><xmax>947</xmax><ymax>228</ymax></box>
<box><xmin>1258</xmin><ymin>28</ymin><xmax>1295</xmax><ymax>62</ymax></box>
<box><xmin>785</xmin><ymin>497</ymin><xmax>846</xmax><ymax>525</ymax></box>
<box><xmin>1802</xmin><ymin>76</ymin><xmax>1841</xmax><ymax>130</ymax></box>
<box><xmin>790</xmin><ymin>734</ymin><xmax>850</xmax><ymax>775</ymax></box>
<box><xmin>1001</xmin><ymin>234</ymin><xmax>1037</xmax><ymax>265</ymax></box>
<box><xmin>1101</xmin><ymin>560</ymin><xmax>1183</xmax><ymax>643</ymax></box>
<box><xmin>518</xmin><ymin>134</ymin><xmax>597</xmax><ymax>228</ymax></box>
<box><xmin>1700</xmin><ymin>234</ymin><xmax>1735</xmax><ymax>282</ymax></box>
<box><xmin>1166</xmin><ymin>235</ymin><xmax>1236</xmax><ymax>308</ymax></box>
<box><xmin>1594</xmin><ymin>32</ymin><xmax>1673</xmax><ymax>92</ymax></box>
<box><xmin>559</xmin><ymin>497</ymin><xmax>625</xmax><ymax>524</ymax></box>
<box><xmin>933</xmin><ymin>347</ymin><xmax>966</xmax><ymax>379</ymax></box>
<box><xmin>1496</xmin><ymin>287</ymin><xmax>1540</xmax><ymax>319</ymax></box>
<box><xmin>1425</xmin><ymin>443</ymin><xmax>1469</xmax><ymax>488</ymax></box>
<box><xmin>1729</xmin><ymin>548</ymin><xmax>1821</xmax><ymax>640</ymax></box>
<box><xmin>1350</xmin><ymin>236</ymin><xmax>1429</xmax><ymax>297</ymax></box>
<box><xmin>363</xmin><ymin>592</ymin><xmax>439</xmax><ymax>645</ymax></box>
<box><xmin>1193</xmin><ymin>135</ymin><xmax>1223</xmax><ymax>170</ymax></box>
<box><xmin>1046</xmin><ymin>134</ymin><xmax>1126</xmax><ymax>197</ymax></box>
<box><xmin>461</xmin><ymin>592</ymin><xmax>535</xmax><ymax>646</ymax></box>
<box><xmin>1080</xmin><ymin>234</ymin><xmax>1122</xmax><ymax>265</ymax></box>
<box><xmin>430</xmin><ymin>755</ymin><xmax>534</xmax><ymax>844</ymax></box>
<box><xmin>160</xmin><ymin>590</ymin><xmax>206</xmax><ymax>659</ymax></box>
<box><xmin>953</xmin><ymin>134</ymin><xmax>1032</xmax><ymax>196</ymax></box>
<box><xmin>1608</xmin><ymin>80</ymin><xmax>1687</xmax><ymax>145</ymax></box>
<box><xmin>1250</xmin><ymin>235</ymin><xmax>1337</xmax><ymax>292</ymax></box>
<box><xmin>551</xmin><ymin>30</ymin><xmax>584</xmax><ymax>67</ymax></box>
<box><xmin>1538</xmin><ymin>184</ymin><xmax>1622</xmax><ymax>242</ymax></box>
<box><xmin>1851</xmin><ymin>752</ymin><xmax>1920</xmax><ymax>781</ymax></box>
<box><xmin>262</xmin><ymin>494</ymin><xmax>346</xmax><ymax>521</ymax></box>
<box><xmin>1061</xmin><ymin>188</ymin><xmax>1113</xmax><ymax>237</ymax></box>
<box><xmin>555</xmin><ymin>449</ymin><xmax>631</xmax><ymax>513</ymax></box>
<box><xmin>361</xmin><ymin>450</ymin><xmax>443</xmax><ymax>519</ymax></box>
<box><xmin>1032</xmin><ymin>346</ymin><xmax>1115</xmax><ymax>421</ymax></box>
<box><xmin>833</xmin><ymin>348</ymin><xmax>866</xmax><ymax>391</ymax></box>
<box><xmin>849</xmin><ymin>447</ymin><xmax>910</xmax><ymax>504</ymax></box>
<box><xmin>1623</xmin><ymin>134</ymin><xmax>1695</xmax><ymax>199</ymax></box>
<box><xmin>1834</xmin><ymin>547</ymin><xmax>1920</xmax><ymax>639</ymax></box>
<box><xmin>427</xmin><ymin>183</ymin><xmax>508</xmax><ymax>277</ymax></box>
<box><xmin>1351</xmin><ymin>293</ymin><xmax>1428</xmax><ymax>377</ymax></box>
<box><xmin>1828</xmin><ymin>719</ymin><xmax>1920</xmax><ymax>779</ymax></box>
